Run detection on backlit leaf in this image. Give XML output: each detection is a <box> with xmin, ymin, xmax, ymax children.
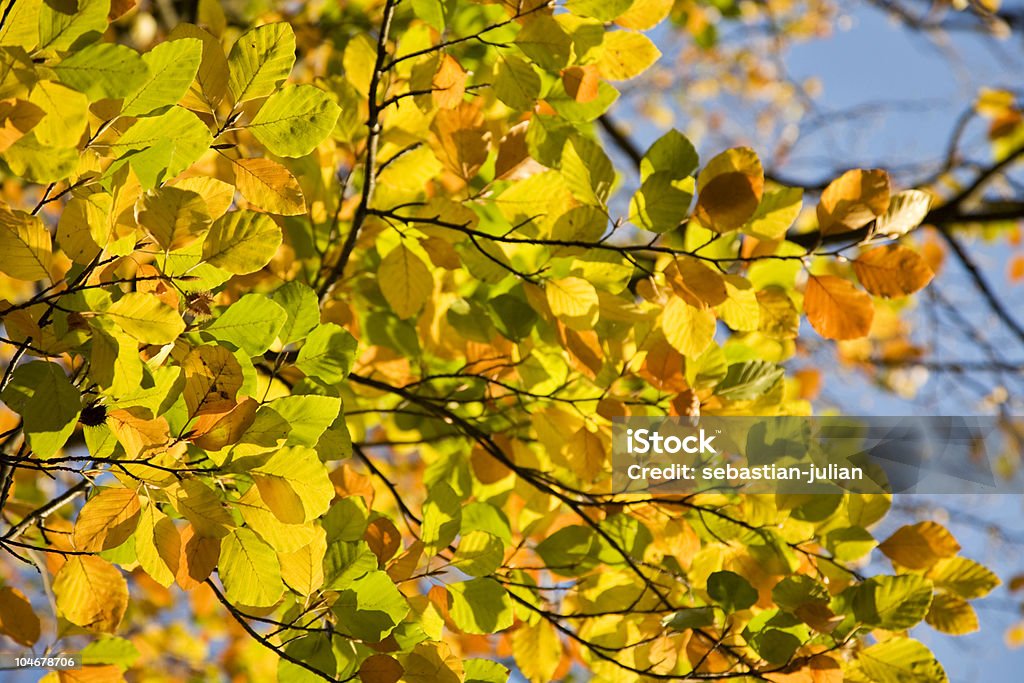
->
<box><xmin>804</xmin><ymin>274</ymin><xmax>874</xmax><ymax>340</ymax></box>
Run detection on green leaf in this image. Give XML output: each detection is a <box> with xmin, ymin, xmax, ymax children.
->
<box><xmin>270</xmin><ymin>281</ymin><xmax>321</xmax><ymax>344</ymax></box>
<box><xmin>253</xmin><ymin>446</ymin><xmax>334</xmax><ymax>523</ymax></box>
<box><xmin>332</xmin><ymin>571</ymin><xmax>410</xmax><ymax>641</ymax></box>
<box><xmin>3</xmin><ymin>133</ymin><xmax>80</xmax><ymax>183</ymax></box>
<box><xmin>103</xmin><ymin>292</ymin><xmax>185</xmax><ymax>344</ymax></box>
<box><xmin>81</xmin><ymin>637</ymin><xmax>140</xmax><ymax>668</ymax></box>
<box><xmin>630</xmin><ymin>173</ymin><xmax>694</xmax><ymax>233</ymax></box>
<box><xmin>493</xmin><ymin>56</ymin><xmax>540</xmax><ymax>110</ymax></box>
<box><xmin>561</xmin><ymin>136</ymin><xmax>614</xmax><ymax>206</ymax></box>
<box><xmin>121</xmin><ymin>38</ymin><xmax>203</xmax><ymax>117</ymax></box>
<box><xmin>744</xmin><ymin>187</ymin><xmax>803</xmax><ymax>241</ymax></box>
<box><xmin>824</xmin><ymin>526</ymin><xmax>877</xmax><ymax>562</ymax></box>
<box><xmin>218</xmin><ymin>528</ymin><xmax>285</xmax><ymax>608</ymax></box>
<box><xmin>38</xmin><ymin>0</ymin><xmax>108</xmax><ymax>52</ymax></box>
<box><xmin>422</xmin><ymin>483</ymin><xmax>462</xmax><ymax>554</ymax></box>
<box><xmin>453</xmin><ymin>531</ymin><xmax>505</xmax><ymax>577</ymax></box>
<box><xmin>0</xmin><ymin>0</ymin><xmax>41</xmax><ymax>49</ymax></box>
<box><xmin>566</xmin><ymin>0</ymin><xmax>633</xmax><ymax>21</ymax></box>
<box><xmin>248</xmin><ymin>84</ymin><xmax>341</xmax><ymax>158</ymax></box>
<box><xmin>108</xmin><ymin>107</ymin><xmax>213</xmax><ymax>188</ymax></box>
<box><xmin>295</xmin><ymin>323</ymin><xmax>358</xmax><ymax>384</ymax></box>
<box><xmin>857</xmin><ymin>637</ymin><xmax>948</xmax><ymax>683</ymax></box>
<box><xmin>265</xmin><ymin>395</ymin><xmax>342</xmax><ymax>447</ymax></box>
<box><xmin>641</xmin><ymin>129</ymin><xmax>699</xmax><ymax>182</ymax></box>
<box><xmin>0</xmin><ymin>361</ymin><xmax>81</xmax><ymax>458</ymax></box>
<box><xmin>202</xmin><ymin>211</ymin><xmax>282</xmax><ymax>275</ymax></box>
<box><xmin>448</xmin><ymin>578</ymin><xmax>514</xmax><ymax>635</ymax></box>
<box><xmin>464</xmin><ymin>659</ymin><xmax>510</xmax><ymax>683</ymax></box>
<box><xmin>662</xmin><ymin>607</ymin><xmax>716</xmax><ymax>631</ymax></box>
<box><xmin>515</xmin><ymin>17</ymin><xmax>572</xmax><ymax>71</ymax></box>
<box><xmin>201</xmin><ymin>293</ymin><xmax>287</xmax><ymax>356</ymax></box>
<box><xmin>28</xmin><ymin>80</ymin><xmax>89</xmax><ymax>148</ymax></box>
<box><xmin>708</xmin><ymin>570</ymin><xmax>758</xmax><ymax>611</ymax></box>
<box><xmin>715</xmin><ymin>361</ymin><xmax>784</xmax><ymax>401</ymax></box>
<box><xmin>228</xmin><ymin>22</ymin><xmax>297</xmax><ymax>104</ymax></box>
<box><xmin>926</xmin><ymin>557</ymin><xmax>1000</xmax><ymax>599</ymax></box>
<box><xmin>52</xmin><ymin>42</ymin><xmax>149</xmax><ymax>101</ymax></box>
<box><xmin>853</xmin><ymin>574</ymin><xmax>933</xmax><ymax>631</ymax></box>
<box><xmin>535</xmin><ymin>526</ymin><xmax>595</xmax><ymax>575</ymax></box>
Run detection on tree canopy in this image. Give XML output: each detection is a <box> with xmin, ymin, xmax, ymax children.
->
<box><xmin>0</xmin><ymin>0</ymin><xmax>1016</xmax><ymax>681</ymax></box>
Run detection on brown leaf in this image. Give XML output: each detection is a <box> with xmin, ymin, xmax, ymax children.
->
<box><xmin>0</xmin><ymin>586</ymin><xmax>40</xmax><ymax>646</ymax></box>
<box><xmin>695</xmin><ymin>147</ymin><xmax>764</xmax><ymax>233</ymax></box>
<box><xmin>664</xmin><ymin>256</ymin><xmax>728</xmax><ymax>307</ymax></box>
<box><xmin>816</xmin><ymin>169</ymin><xmax>890</xmax><ymax>235</ymax></box>
<box><xmin>853</xmin><ymin>244</ymin><xmax>935</xmax><ymax>298</ymax></box>
<box><xmin>183</xmin><ymin>345</ymin><xmax>244</xmax><ymax>418</ymax></box>
<box><xmin>430</xmin><ymin>102</ymin><xmax>491</xmax><ymax>184</ymax></box>
<box><xmin>804</xmin><ymin>274</ymin><xmax>874</xmax><ymax>340</ymax></box>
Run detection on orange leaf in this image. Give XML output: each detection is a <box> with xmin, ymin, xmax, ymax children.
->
<box><xmin>561</xmin><ymin>65</ymin><xmax>600</xmax><ymax>103</ymax></box>
<box><xmin>853</xmin><ymin>244</ymin><xmax>934</xmax><ymax>298</ymax></box>
<box><xmin>0</xmin><ymin>586</ymin><xmax>40</xmax><ymax>646</ymax></box>
<box><xmin>804</xmin><ymin>274</ymin><xmax>874</xmax><ymax>340</ymax></box>
<box><xmin>432</xmin><ymin>55</ymin><xmax>466</xmax><ymax>109</ymax></box>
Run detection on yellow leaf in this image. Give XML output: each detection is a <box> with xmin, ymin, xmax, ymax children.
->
<box><xmin>102</xmin><ymin>292</ymin><xmax>185</xmax><ymax>345</ymax></box>
<box><xmin>253</xmin><ymin>446</ymin><xmax>334</xmax><ymax>524</ymax></box>
<box><xmin>616</xmin><ymin>0</ymin><xmax>673</xmax><ymax>30</ymax></box>
<box><xmin>176</xmin><ymin>524</ymin><xmax>220</xmax><ymax>591</ymax></box>
<box><xmin>182</xmin><ymin>344</ymin><xmax>245</xmax><ymax>418</ymax></box>
<box><xmin>201</xmin><ymin>211</ymin><xmax>283</xmax><ymax>275</ymax></box>
<box><xmin>171</xmin><ymin>176</ymin><xmax>235</xmax><ymax>220</ymax></box>
<box><xmin>235</xmin><ymin>486</ymin><xmax>317</xmax><ymax>553</ymax></box>
<box><xmin>28</xmin><ymin>82</ymin><xmax>88</xmax><ymax>149</ymax></box>
<box><xmin>512</xmin><ymin>618</ymin><xmax>562</xmax><ymax>683</ymax></box>
<box><xmin>135</xmin><ymin>503</ymin><xmax>181</xmax><ymax>588</ymax></box>
<box><xmin>106</xmin><ymin>409</ymin><xmax>171</xmax><ymax>459</ymax></box>
<box><xmin>804</xmin><ymin>274</ymin><xmax>874</xmax><ymax>340</ymax></box>
<box><xmin>279</xmin><ymin>525</ymin><xmax>327</xmax><ymax>595</ymax></box>
<box><xmin>546</xmin><ymin>277</ymin><xmax>599</xmax><ymax>329</ymax></box>
<box><xmin>0</xmin><ymin>586</ymin><xmax>40</xmax><ymax>646</ymax></box>
<box><xmin>0</xmin><ymin>98</ymin><xmax>43</xmax><ymax>152</ymax></box>
<box><xmin>695</xmin><ymin>147</ymin><xmax>764</xmax><ymax>233</ymax></box>
<box><xmin>170</xmin><ymin>478</ymin><xmax>234</xmax><ymax>538</ymax></box>
<box><xmin>192</xmin><ymin>397</ymin><xmax>258</xmax><ymax>451</ymax></box>
<box><xmin>233</xmin><ymin>157</ymin><xmax>307</xmax><ymax>216</ymax></box>
<box><xmin>72</xmin><ymin>487</ymin><xmax>141</xmax><ymax>552</ymax></box>
<box><xmin>879</xmin><ymin>521</ymin><xmax>960</xmax><ymax>570</ymax></box>
<box><xmin>597</xmin><ymin>31</ymin><xmax>661</xmax><ymax>81</ymax></box>
<box><xmin>568</xmin><ymin>425</ymin><xmax>605</xmax><ymax>480</ymax></box>
<box><xmin>53</xmin><ymin>556</ymin><xmax>128</xmax><ymax>633</ymax></box>
<box><xmin>816</xmin><ymin>169</ymin><xmax>890</xmax><ymax>235</ymax></box>
<box><xmin>378</xmin><ymin>243</ymin><xmax>433</xmax><ymax>319</ymax></box>
<box><xmin>138</xmin><ymin>186</ymin><xmax>212</xmax><ymax>251</ymax></box>
<box><xmin>853</xmin><ymin>244</ymin><xmax>934</xmax><ymax>298</ymax></box>
<box><xmin>662</xmin><ymin>296</ymin><xmax>716</xmax><ymax>358</ymax></box>
<box><xmin>926</xmin><ymin>593</ymin><xmax>979</xmax><ymax>635</ymax></box>
<box><xmin>0</xmin><ymin>206</ymin><xmax>51</xmax><ymax>280</ymax></box>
